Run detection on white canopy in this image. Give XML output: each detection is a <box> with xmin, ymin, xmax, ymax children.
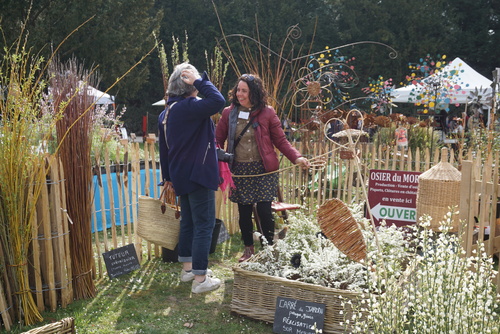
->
<box><xmin>152</xmin><ymin>99</ymin><xmax>165</xmax><ymax>106</ymax></box>
<box><xmin>86</xmin><ymin>85</ymin><xmax>115</xmax><ymax>105</ymax></box>
<box><xmin>152</xmin><ymin>97</ymin><xmax>201</xmax><ymax>106</ymax></box>
<box><xmin>78</xmin><ymin>81</ymin><xmax>115</xmax><ymax>105</ymax></box>
<box><xmin>391</xmin><ymin>57</ymin><xmax>492</xmax><ymax>105</ymax></box>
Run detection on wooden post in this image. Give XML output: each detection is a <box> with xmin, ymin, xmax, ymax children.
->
<box><xmin>459</xmin><ymin>160</ymin><xmax>475</xmax><ymax>256</ymax></box>
<box><xmin>147</xmin><ymin>135</ymin><xmax>161</xmax><ymax>256</ymax></box>
<box><xmin>45</xmin><ymin>159</ymin><xmax>58</xmax><ymax>311</ymax></box>
<box><xmin>122</xmin><ymin>145</ymin><xmax>133</xmax><ymax>245</ymax></box>
<box><xmin>97</xmin><ymin>166</ymin><xmax>109</xmax><ymax>253</ymax></box>
<box><xmin>131</xmin><ymin>142</ymin><xmax>142</xmax><ymax>261</ymax></box>
<box><xmin>115</xmin><ymin>144</ymin><xmax>126</xmax><ymax>246</ymax></box>
<box><xmin>104</xmin><ymin>148</ymin><xmax>117</xmax><ymax>249</ymax></box>
<box><xmin>92</xmin><ymin>193</ymin><xmax>102</xmax><ymax>277</ymax></box>
<box><xmin>33</xmin><ymin>182</ymin><xmax>45</xmax><ymax>311</ymax></box>
<box><xmin>53</xmin><ymin>158</ymin><xmax>72</xmax><ymax>308</ymax></box>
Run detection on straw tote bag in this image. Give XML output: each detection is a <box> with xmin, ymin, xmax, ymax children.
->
<box><xmin>137</xmin><ymin>186</ymin><xmax>180</xmax><ymax>250</ymax></box>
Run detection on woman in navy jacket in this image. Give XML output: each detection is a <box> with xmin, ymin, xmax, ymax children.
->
<box><xmin>158</xmin><ymin>63</ymin><xmax>225</xmax><ymax>293</ymax></box>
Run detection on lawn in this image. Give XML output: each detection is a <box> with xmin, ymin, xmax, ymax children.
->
<box><xmin>7</xmin><ymin>234</ymin><xmax>274</xmax><ymax>334</ymax></box>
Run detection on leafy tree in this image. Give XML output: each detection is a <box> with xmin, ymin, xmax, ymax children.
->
<box><xmin>0</xmin><ymin>0</ymin><xmax>162</xmax><ymax>102</ymax></box>
<box><xmin>447</xmin><ymin>0</ymin><xmax>500</xmax><ymax>77</ymax></box>
<box><xmin>333</xmin><ymin>0</ymin><xmax>456</xmax><ymax>84</ymax></box>
<box><xmin>2</xmin><ymin>0</ymin><xmax>499</xmax><ymax>131</ymax></box>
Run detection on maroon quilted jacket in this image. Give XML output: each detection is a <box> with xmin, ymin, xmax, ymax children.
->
<box><xmin>215</xmin><ymin>104</ymin><xmax>302</xmax><ymax>172</ymax></box>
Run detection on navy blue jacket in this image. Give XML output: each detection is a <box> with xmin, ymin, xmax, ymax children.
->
<box><xmin>158</xmin><ymin>73</ymin><xmax>225</xmax><ymax>196</ymax></box>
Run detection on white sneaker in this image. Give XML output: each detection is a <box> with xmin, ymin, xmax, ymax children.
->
<box><xmin>191</xmin><ymin>276</ymin><xmax>221</xmax><ymax>293</ymax></box>
<box><xmin>180</xmin><ymin>269</ymin><xmax>213</xmax><ymax>282</ymax></box>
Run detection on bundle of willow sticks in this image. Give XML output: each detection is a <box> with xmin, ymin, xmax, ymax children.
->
<box><xmin>50</xmin><ymin>58</ymin><xmax>97</xmax><ymax>300</ymax></box>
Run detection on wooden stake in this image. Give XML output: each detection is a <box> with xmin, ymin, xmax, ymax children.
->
<box><xmin>104</xmin><ymin>148</ymin><xmax>117</xmax><ymax>249</ymax></box>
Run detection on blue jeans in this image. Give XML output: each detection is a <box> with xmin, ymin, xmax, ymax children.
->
<box><xmin>178</xmin><ymin>187</ymin><xmax>215</xmax><ymax>275</ymax></box>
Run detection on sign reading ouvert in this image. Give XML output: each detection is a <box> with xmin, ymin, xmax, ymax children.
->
<box><xmin>367</xmin><ymin>169</ymin><xmax>421</xmax><ymax>227</ymax></box>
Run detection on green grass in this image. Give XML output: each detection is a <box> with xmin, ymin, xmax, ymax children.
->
<box><xmin>6</xmin><ymin>234</ymin><xmax>274</xmax><ymax>334</ymax></box>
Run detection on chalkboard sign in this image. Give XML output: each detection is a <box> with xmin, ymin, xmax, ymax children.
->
<box><xmin>273</xmin><ymin>297</ymin><xmax>325</xmax><ymax>334</ymax></box>
<box><xmin>103</xmin><ymin>244</ymin><xmax>141</xmax><ymax>279</ymax></box>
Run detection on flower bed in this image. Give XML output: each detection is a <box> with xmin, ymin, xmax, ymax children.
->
<box><xmin>231</xmin><ymin>256</ymin><xmax>364</xmax><ymax>334</ymax></box>
<box><xmin>231</xmin><ymin>207</ymin><xmax>411</xmax><ymax>333</ymax></box>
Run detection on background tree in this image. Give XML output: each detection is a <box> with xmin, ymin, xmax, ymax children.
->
<box><xmin>1</xmin><ymin>0</ymin><xmax>498</xmax><ymax>132</ymax></box>
<box><xmin>447</xmin><ymin>0</ymin><xmax>500</xmax><ymax>75</ymax></box>
<box><xmin>0</xmin><ymin>0</ymin><xmax>162</xmax><ymax>130</ymax></box>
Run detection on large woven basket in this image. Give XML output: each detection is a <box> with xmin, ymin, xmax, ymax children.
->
<box><xmin>21</xmin><ymin>317</ymin><xmax>75</xmax><ymax>334</ymax></box>
<box><xmin>231</xmin><ymin>262</ymin><xmax>364</xmax><ymax>333</ymax></box>
<box><xmin>416</xmin><ymin>161</ymin><xmax>461</xmax><ymax>232</ymax></box>
<box><xmin>137</xmin><ymin>195</ymin><xmax>180</xmax><ymax>250</ymax></box>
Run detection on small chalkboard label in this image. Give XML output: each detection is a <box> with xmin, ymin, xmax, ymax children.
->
<box><xmin>273</xmin><ymin>297</ymin><xmax>325</xmax><ymax>334</ymax></box>
<box><xmin>102</xmin><ymin>244</ymin><xmax>141</xmax><ymax>279</ymax></box>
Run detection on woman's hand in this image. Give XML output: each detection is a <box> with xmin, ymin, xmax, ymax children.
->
<box><xmin>180</xmin><ymin>69</ymin><xmax>201</xmax><ymax>85</ymax></box>
<box><xmin>294</xmin><ymin>157</ymin><xmax>310</xmax><ymax>170</ymax></box>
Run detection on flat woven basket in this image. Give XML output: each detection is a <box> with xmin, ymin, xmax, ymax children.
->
<box><xmin>231</xmin><ymin>253</ymin><xmax>365</xmax><ymax>334</ymax></box>
<box><xmin>416</xmin><ymin>161</ymin><xmax>461</xmax><ymax>232</ymax></box>
<box><xmin>21</xmin><ymin>317</ymin><xmax>74</xmax><ymax>334</ymax></box>
<box><xmin>317</xmin><ymin>198</ymin><xmax>367</xmax><ymax>263</ymax></box>
<box><xmin>137</xmin><ymin>195</ymin><xmax>180</xmax><ymax>250</ymax></box>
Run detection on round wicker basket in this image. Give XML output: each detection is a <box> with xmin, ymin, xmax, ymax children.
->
<box><xmin>416</xmin><ymin>161</ymin><xmax>461</xmax><ymax>232</ymax></box>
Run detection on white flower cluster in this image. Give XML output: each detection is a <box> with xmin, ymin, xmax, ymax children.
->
<box><xmin>240</xmin><ymin>204</ymin><xmax>410</xmax><ymax>291</ymax></box>
<box><xmin>344</xmin><ymin>212</ymin><xmax>500</xmax><ymax>333</ymax></box>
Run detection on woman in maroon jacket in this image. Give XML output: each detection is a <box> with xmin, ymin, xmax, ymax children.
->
<box><xmin>216</xmin><ymin>74</ymin><xmax>309</xmax><ymax>262</ymax></box>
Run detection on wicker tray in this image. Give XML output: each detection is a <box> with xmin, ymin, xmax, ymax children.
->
<box><xmin>231</xmin><ymin>266</ymin><xmax>364</xmax><ymax>333</ymax></box>
<box><xmin>317</xmin><ymin>198</ymin><xmax>367</xmax><ymax>263</ymax></box>
<box><xmin>21</xmin><ymin>317</ymin><xmax>75</xmax><ymax>334</ymax></box>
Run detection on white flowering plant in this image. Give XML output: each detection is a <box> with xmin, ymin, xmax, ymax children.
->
<box><xmin>240</xmin><ymin>203</ymin><xmax>412</xmax><ymax>291</ymax></box>
<box><xmin>342</xmin><ymin>211</ymin><xmax>500</xmax><ymax>333</ymax></box>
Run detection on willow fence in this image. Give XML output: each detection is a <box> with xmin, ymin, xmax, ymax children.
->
<box><xmin>0</xmin><ymin>138</ymin><xmax>499</xmax><ymax>331</ymax></box>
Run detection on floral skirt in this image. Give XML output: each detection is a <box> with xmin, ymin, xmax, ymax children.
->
<box><xmin>229</xmin><ymin>161</ymin><xmax>278</xmax><ymax>205</ymax></box>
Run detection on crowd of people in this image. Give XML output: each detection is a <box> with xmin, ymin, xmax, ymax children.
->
<box><xmin>436</xmin><ymin>107</ymin><xmax>489</xmax><ymax>139</ymax></box>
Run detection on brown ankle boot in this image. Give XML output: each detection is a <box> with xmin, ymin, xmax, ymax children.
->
<box><xmin>238</xmin><ymin>245</ymin><xmax>254</xmax><ymax>262</ymax></box>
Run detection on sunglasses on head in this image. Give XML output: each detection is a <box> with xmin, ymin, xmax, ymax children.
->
<box><xmin>241</xmin><ymin>74</ymin><xmax>255</xmax><ymax>82</ymax></box>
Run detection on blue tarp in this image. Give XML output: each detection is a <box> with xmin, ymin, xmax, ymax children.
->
<box><xmin>91</xmin><ymin>169</ymin><xmax>161</xmax><ymax>232</ymax></box>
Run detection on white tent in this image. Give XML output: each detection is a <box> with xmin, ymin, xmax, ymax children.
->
<box><xmin>85</xmin><ymin>84</ymin><xmax>115</xmax><ymax>105</ymax></box>
<box><xmin>391</xmin><ymin>57</ymin><xmax>492</xmax><ymax>105</ymax></box>
<box><xmin>78</xmin><ymin>81</ymin><xmax>115</xmax><ymax>105</ymax></box>
<box><xmin>152</xmin><ymin>97</ymin><xmax>201</xmax><ymax>106</ymax></box>
<box><xmin>152</xmin><ymin>99</ymin><xmax>165</xmax><ymax>106</ymax></box>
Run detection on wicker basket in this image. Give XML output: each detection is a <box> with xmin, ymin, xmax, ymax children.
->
<box><xmin>231</xmin><ymin>265</ymin><xmax>363</xmax><ymax>333</ymax></box>
<box><xmin>21</xmin><ymin>317</ymin><xmax>75</xmax><ymax>334</ymax></box>
<box><xmin>137</xmin><ymin>195</ymin><xmax>180</xmax><ymax>250</ymax></box>
<box><xmin>416</xmin><ymin>161</ymin><xmax>461</xmax><ymax>232</ymax></box>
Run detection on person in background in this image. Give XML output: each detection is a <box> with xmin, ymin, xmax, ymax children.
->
<box><xmin>158</xmin><ymin>63</ymin><xmax>225</xmax><ymax>293</ymax></box>
<box><xmin>282</xmin><ymin>117</ymin><xmax>292</xmax><ymax>140</ymax></box>
<box><xmin>448</xmin><ymin>116</ymin><xmax>458</xmax><ymax>134</ymax></box>
<box><xmin>452</xmin><ymin>118</ymin><xmax>464</xmax><ymax>137</ymax></box>
<box><xmin>346</xmin><ymin>109</ymin><xmax>363</xmax><ymax>130</ymax></box>
<box><xmin>215</xmin><ymin>74</ymin><xmax>310</xmax><ymax>262</ymax></box>
<box><xmin>326</xmin><ymin>109</ymin><xmax>344</xmax><ymax>141</ymax></box>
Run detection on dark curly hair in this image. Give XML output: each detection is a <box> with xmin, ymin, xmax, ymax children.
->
<box><xmin>229</xmin><ymin>74</ymin><xmax>268</xmax><ymax>111</ymax></box>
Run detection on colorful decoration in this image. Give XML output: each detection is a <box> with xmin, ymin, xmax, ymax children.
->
<box><xmin>292</xmin><ymin>47</ymin><xmax>358</xmax><ymax>109</ymax></box>
<box><xmin>362</xmin><ymin>76</ymin><xmax>395</xmax><ymax>113</ymax></box>
<box><xmin>402</xmin><ymin>54</ymin><xmax>465</xmax><ymax>113</ymax></box>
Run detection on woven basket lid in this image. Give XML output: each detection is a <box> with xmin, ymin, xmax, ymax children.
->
<box><xmin>419</xmin><ymin>161</ymin><xmax>461</xmax><ymax>181</ymax></box>
<box><xmin>317</xmin><ymin>198</ymin><xmax>367</xmax><ymax>263</ymax></box>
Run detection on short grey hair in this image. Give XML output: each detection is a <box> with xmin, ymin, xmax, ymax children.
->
<box><xmin>167</xmin><ymin>62</ymin><xmax>199</xmax><ymax>97</ymax></box>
